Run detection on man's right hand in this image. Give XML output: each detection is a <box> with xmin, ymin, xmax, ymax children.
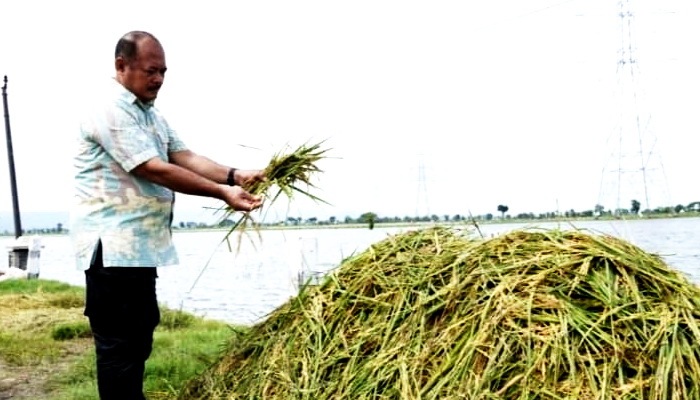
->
<box><xmin>222</xmin><ymin>185</ymin><xmax>263</xmax><ymax>212</ymax></box>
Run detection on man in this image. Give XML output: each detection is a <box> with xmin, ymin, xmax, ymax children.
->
<box><xmin>70</xmin><ymin>31</ymin><xmax>263</xmax><ymax>400</ymax></box>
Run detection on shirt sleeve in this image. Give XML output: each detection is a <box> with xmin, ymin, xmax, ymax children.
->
<box><xmin>90</xmin><ymin>104</ymin><xmax>161</xmax><ymax>173</ymax></box>
<box><xmin>153</xmin><ymin>107</ymin><xmax>188</xmax><ymax>153</ymax></box>
<box><xmin>166</xmin><ymin>126</ymin><xmax>188</xmax><ymax>153</ymax></box>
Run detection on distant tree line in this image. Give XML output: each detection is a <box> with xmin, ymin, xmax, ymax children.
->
<box><xmin>6</xmin><ymin>201</ymin><xmax>700</xmax><ymax>236</ymax></box>
<box><xmin>3</xmin><ymin>223</ymin><xmax>64</xmax><ymax>236</ymax></box>
<box><xmin>169</xmin><ymin>199</ymin><xmax>700</xmax><ymax>230</ymax></box>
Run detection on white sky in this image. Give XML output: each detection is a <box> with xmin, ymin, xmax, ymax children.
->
<box><xmin>1</xmin><ymin>0</ymin><xmax>699</xmax><ymax>224</ymax></box>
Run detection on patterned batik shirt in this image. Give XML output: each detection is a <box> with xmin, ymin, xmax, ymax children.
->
<box><xmin>70</xmin><ymin>79</ymin><xmax>188</xmax><ymax>270</ymax></box>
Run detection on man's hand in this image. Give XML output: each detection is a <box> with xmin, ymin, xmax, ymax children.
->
<box><xmin>234</xmin><ymin>169</ymin><xmax>266</xmax><ymax>190</ymax></box>
<box><xmin>222</xmin><ymin>185</ymin><xmax>263</xmax><ymax>212</ymax></box>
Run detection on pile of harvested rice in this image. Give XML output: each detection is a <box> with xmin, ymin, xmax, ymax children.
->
<box><xmin>180</xmin><ymin>227</ymin><xmax>700</xmax><ymax>399</ymax></box>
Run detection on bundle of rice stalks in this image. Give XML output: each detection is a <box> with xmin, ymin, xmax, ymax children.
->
<box><xmin>218</xmin><ymin>141</ymin><xmax>331</xmax><ymax>238</ymax></box>
<box><xmin>179</xmin><ymin>227</ymin><xmax>700</xmax><ymax>400</ymax></box>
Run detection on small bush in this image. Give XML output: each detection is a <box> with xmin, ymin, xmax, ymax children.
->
<box><xmin>52</xmin><ymin>322</ymin><xmax>92</xmax><ymax>341</ymax></box>
<box><xmin>159</xmin><ymin>308</ymin><xmax>196</xmax><ymax>331</ymax></box>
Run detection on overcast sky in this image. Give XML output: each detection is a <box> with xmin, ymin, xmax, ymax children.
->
<box><xmin>1</xmin><ymin>0</ymin><xmax>699</xmax><ymax>226</ymax></box>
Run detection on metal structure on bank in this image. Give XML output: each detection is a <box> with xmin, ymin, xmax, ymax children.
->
<box><xmin>2</xmin><ymin>75</ymin><xmax>40</xmax><ymax>279</ymax></box>
<box><xmin>415</xmin><ymin>154</ymin><xmax>430</xmax><ymax>218</ymax></box>
<box><xmin>597</xmin><ymin>0</ymin><xmax>671</xmax><ymax>215</ymax></box>
<box><xmin>2</xmin><ymin>75</ymin><xmax>22</xmax><ymax>238</ymax></box>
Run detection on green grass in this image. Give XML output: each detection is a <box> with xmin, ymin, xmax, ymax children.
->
<box><xmin>0</xmin><ymin>277</ymin><xmax>83</xmax><ymax>295</ymax></box>
<box><xmin>0</xmin><ymin>278</ymin><xmax>244</xmax><ymax>400</ymax></box>
<box><xmin>50</xmin><ymin>319</ymin><xmax>235</xmax><ymax>400</ymax></box>
<box><xmin>0</xmin><ymin>331</ymin><xmax>64</xmax><ymax>365</ymax></box>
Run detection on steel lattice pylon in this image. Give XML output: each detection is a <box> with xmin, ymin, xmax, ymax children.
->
<box><xmin>415</xmin><ymin>154</ymin><xmax>430</xmax><ymax>218</ymax></box>
<box><xmin>597</xmin><ymin>0</ymin><xmax>671</xmax><ymax>215</ymax></box>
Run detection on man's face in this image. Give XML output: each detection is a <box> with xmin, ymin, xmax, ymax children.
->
<box><xmin>116</xmin><ymin>38</ymin><xmax>167</xmax><ymax>103</ymax></box>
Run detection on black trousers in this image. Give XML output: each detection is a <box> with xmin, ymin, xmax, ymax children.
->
<box><xmin>84</xmin><ymin>242</ymin><xmax>160</xmax><ymax>400</ymax></box>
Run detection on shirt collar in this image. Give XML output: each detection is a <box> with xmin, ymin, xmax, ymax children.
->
<box><xmin>112</xmin><ymin>78</ymin><xmax>155</xmax><ymax>110</ymax></box>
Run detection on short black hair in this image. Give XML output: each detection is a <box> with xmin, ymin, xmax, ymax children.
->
<box><xmin>115</xmin><ymin>31</ymin><xmax>159</xmax><ymax>62</ymax></box>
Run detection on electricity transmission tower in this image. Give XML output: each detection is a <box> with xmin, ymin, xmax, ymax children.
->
<box><xmin>597</xmin><ymin>0</ymin><xmax>671</xmax><ymax>215</ymax></box>
<box><xmin>415</xmin><ymin>154</ymin><xmax>430</xmax><ymax>218</ymax></box>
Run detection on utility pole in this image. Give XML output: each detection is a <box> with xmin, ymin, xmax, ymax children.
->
<box><xmin>2</xmin><ymin>75</ymin><xmax>23</xmax><ymax>238</ymax></box>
